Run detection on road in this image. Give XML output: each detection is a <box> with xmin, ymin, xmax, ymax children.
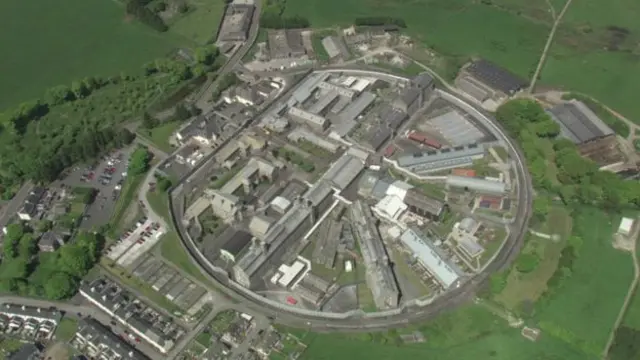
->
<box><xmin>158</xmin><ymin>67</ymin><xmax>534</xmax><ymax>331</ymax></box>
<box><xmin>0</xmin><ymin>182</ymin><xmax>33</xmax><ymax>230</ymax></box>
<box><xmin>528</xmin><ymin>0</ymin><xmax>574</xmax><ymax>93</ymax></box>
<box><xmin>0</xmin><ymin>296</ymin><xmax>164</xmax><ymax>358</ymax></box>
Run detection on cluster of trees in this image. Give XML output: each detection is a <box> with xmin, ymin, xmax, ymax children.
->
<box><xmin>495</xmin><ymin>99</ymin><xmax>640</xmax><ymax>211</ymax></box>
<box><xmin>126</xmin><ymin>0</ymin><xmax>168</xmax><ymax>32</ymax></box>
<box><xmin>260</xmin><ymin>14</ymin><xmax>309</xmax><ymax>29</ymax></box>
<box><xmin>0</xmin><ymin>224</ymin><xmax>103</xmax><ymax>300</ymax></box>
<box><xmin>128</xmin><ymin>147</ymin><xmax>152</xmax><ymax>176</ymax></box>
<box><xmin>354</xmin><ymin>17</ymin><xmax>407</xmax><ymax>28</ymax></box>
<box><xmin>154</xmin><ymin>173</ymin><xmax>173</xmax><ymax>192</ymax></box>
<box><xmin>9</xmin><ymin>77</ymin><xmax>108</xmax><ymax>134</ymax></box>
<box><xmin>260</xmin><ymin>0</ymin><xmax>309</xmax><ymax>29</ymax></box>
<box><xmin>144</xmin><ymin>45</ymin><xmax>221</xmax><ymax>82</ymax></box>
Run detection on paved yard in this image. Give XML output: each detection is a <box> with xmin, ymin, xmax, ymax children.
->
<box><xmin>61</xmin><ymin>146</ymin><xmax>134</xmax><ymax>230</ymax></box>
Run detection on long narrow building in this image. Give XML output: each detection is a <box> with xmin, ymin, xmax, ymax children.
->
<box><xmin>350</xmin><ymin>200</ymin><xmax>399</xmax><ymax>309</ymax></box>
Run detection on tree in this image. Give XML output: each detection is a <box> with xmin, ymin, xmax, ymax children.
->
<box><xmin>5</xmin><ymin>223</ymin><xmax>25</xmax><ymax>244</ymax></box>
<box><xmin>532</xmin><ymin>196</ymin><xmax>550</xmax><ymax>224</ymax></box>
<box><xmin>36</xmin><ymin>220</ymin><xmax>53</xmax><ymax>233</ymax></box>
<box><xmin>45</xmin><ymin>85</ymin><xmax>73</xmax><ymax>105</ymax></box>
<box><xmin>18</xmin><ymin>234</ymin><xmax>37</xmax><ymax>256</ymax></box>
<box><xmin>71</xmin><ymin>80</ymin><xmax>89</xmax><ymax>99</ymax></box>
<box><xmin>58</xmin><ymin>245</ymin><xmax>93</xmax><ymax>277</ymax></box>
<box><xmin>142</xmin><ymin>112</ymin><xmax>158</xmax><ymax>128</ymax></box>
<box><xmin>44</xmin><ymin>272</ymin><xmax>77</xmax><ymax>300</ymax></box>
<box><xmin>128</xmin><ymin>147</ymin><xmax>151</xmax><ymax>175</ymax></box>
<box><xmin>174</xmin><ymin>103</ymin><xmax>191</xmax><ymax>121</ymax></box>
<box><xmin>0</xmin><ymin>256</ymin><xmax>29</xmax><ymax>280</ymax></box>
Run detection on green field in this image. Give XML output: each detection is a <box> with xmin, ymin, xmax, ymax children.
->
<box><xmin>283</xmin><ymin>0</ymin><xmax>640</xmax><ymax>120</ymax></box>
<box><xmin>139</xmin><ymin>121</ymin><xmax>183</xmax><ymax>153</ymax></box>
<box><xmin>298</xmin><ymin>306</ymin><xmax>592</xmax><ymax>360</ymax></box>
<box><xmin>534</xmin><ymin>209</ymin><xmax>634</xmax><ymax>355</ymax></box>
<box><xmin>0</xmin><ymin>0</ymin><xmax>181</xmax><ymax>110</ymax></box>
<box><xmin>169</xmin><ymin>0</ymin><xmax>226</xmax><ymax>44</ymax></box>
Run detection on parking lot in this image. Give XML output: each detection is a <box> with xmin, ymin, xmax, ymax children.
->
<box><xmin>105</xmin><ymin>216</ymin><xmax>165</xmax><ymax>266</ymax></box>
<box><xmin>62</xmin><ymin>146</ymin><xmax>134</xmax><ymax>229</ymax></box>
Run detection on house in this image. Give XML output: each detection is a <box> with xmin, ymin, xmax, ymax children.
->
<box><xmin>38</xmin><ymin>231</ymin><xmax>66</xmax><ymax>252</ymax></box>
<box><xmin>175</xmin><ymin>115</ymin><xmax>222</xmax><ymax>146</ymax></box>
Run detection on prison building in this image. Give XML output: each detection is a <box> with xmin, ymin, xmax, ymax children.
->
<box><xmin>337</xmin><ymin>91</ymin><xmax>376</xmax><ymax>122</ymax></box>
<box><xmin>288</xmin><ymin>107</ymin><xmax>330</xmax><ymax>131</ymax></box>
<box><xmin>350</xmin><ymin>200</ymin><xmax>399</xmax><ymax>309</ymax></box>
<box><xmin>400</xmin><ymin>228</ymin><xmax>463</xmax><ymax>289</ymax></box>
<box><xmin>396</xmin><ymin>144</ymin><xmax>485</xmax><ymax>175</ymax></box>
<box><xmin>446</xmin><ymin>175</ymin><xmax>508</xmax><ymax>195</ymax></box>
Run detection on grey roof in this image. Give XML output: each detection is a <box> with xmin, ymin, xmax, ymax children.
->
<box><xmin>303</xmin><ymin>181</ymin><xmax>334</xmax><ymax>207</ymax></box>
<box><xmin>410</xmin><ymin>73</ymin><xmax>435</xmax><ymax>90</ymax></box>
<box><xmin>400</xmin><ymin>229</ymin><xmax>462</xmax><ymax>288</ymax></box>
<box><xmin>74</xmin><ymin>319</ymin><xmax>149</xmax><ymax>360</ymax></box>
<box><xmin>291</xmin><ymin>72</ymin><xmax>330</xmax><ymax>105</ymax></box>
<box><xmin>367</xmin><ymin>126</ymin><xmax>392</xmax><ymax>151</ymax></box>
<box><xmin>268</xmin><ymin>30</ymin><xmax>305</xmax><ymax>58</ymax></box>
<box><xmin>323</xmin><ymin>154</ymin><xmax>366</xmax><ymax>190</ymax></box>
<box><xmin>371</xmin><ymin>179</ymin><xmax>391</xmax><ymax>200</ymax></box>
<box><xmin>338</xmin><ymin>91</ymin><xmax>376</xmax><ymax>122</ymax></box>
<box><xmin>398</xmin><ymin>87</ymin><xmax>420</xmax><ymax>107</ymax></box>
<box><xmin>38</xmin><ymin>231</ymin><xmax>64</xmax><ymax>248</ymax></box>
<box><xmin>218</xmin><ymin>4</ymin><xmax>255</xmax><ymax>41</ymax></box>
<box><xmin>547</xmin><ymin>100</ymin><xmax>614</xmax><ymax>144</ymax></box>
<box><xmin>398</xmin><ymin>144</ymin><xmax>485</xmax><ymax>170</ymax></box>
<box><xmin>0</xmin><ymin>303</ymin><xmax>61</xmax><ymax>321</ymax></box>
<box><xmin>378</xmin><ymin>104</ymin><xmax>407</xmax><ymax>130</ymax></box>
<box><xmin>177</xmin><ymin>115</ymin><xmax>221</xmax><ymax>141</ymax></box>
<box><xmin>446</xmin><ymin>175</ymin><xmax>507</xmax><ymax>194</ymax></box>
<box><xmin>309</xmin><ymin>91</ymin><xmax>339</xmax><ymax>114</ymax></box>
<box><xmin>429</xmin><ymin>110</ymin><xmax>485</xmax><ymax>147</ymax></box>
<box><xmin>465</xmin><ymin>59</ymin><xmax>527</xmax><ymax>94</ymax></box>
<box><xmin>234</xmin><ymin>85</ymin><xmax>263</xmax><ymax>105</ymax></box>
<box><xmin>331</xmin><ymin>119</ymin><xmax>357</xmax><ymax>137</ymax></box>
<box><xmin>219</xmin><ymin>228</ymin><xmax>253</xmax><ymax>256</ymax></box>
<box><xmin>403</xmin><ymin>188</ymin><xmax>446</xmax><ymax>217</ymax></box>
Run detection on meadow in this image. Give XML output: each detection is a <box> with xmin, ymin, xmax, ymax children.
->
<box><xmin>0</xmin><ymin>0</ymin><xmax>181</xmax><ymax>110</ymax></box>
<box><xmin>283</xmin><ymin>0</ymin><xmax>640</xmax><ymax>120</ymax></box>
<box><xmin>297</xmin><ymin>306</ymin><xmax>593</xmax><ymax>360</ymax></box>
<box><xmin>169</xmin><ymin>0</ymin><xmax>226</xmax><ymax>44</ymax></box>
<box><xmin>534</xmin><ymin>209</ymin><xmax>634</xmax><ymax>355</ymax></box>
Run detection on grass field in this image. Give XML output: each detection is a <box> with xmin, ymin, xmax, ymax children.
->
<box><xmin>139</xmin><ymin>121</ymin><xmax>182</xmax><ymax>153</ymax></box>
<box><xmin>169</xmin><ymin>0</ymin><xmax>226</xmax><ymax>44</ymax></box>
<box><xmin>534</xmin><ymin>209</ymin><xmax>634</xmax><ymax>355</ymax></box>
<box><xmin>54</xmin><ymin>318</ymin><xmax>79</xmax><ymax>342</ymax></box>
<box><xmin>283</xmin><ymin>0</ymin><xmax>640</xmax><ymax>120</ymax></box>
<box><xmin>159</xmin><ymin>231</ymin><xmax>214</xmax><ymax>287</ymax></box>
<box><xmin>297</xmin><ymin>306</ymin><xmax>593</xmax><ymax>360</ymax></box>
<box><xmin>0</xmin><ymin>0</ymin><xmax>181</xmax><ymax>110</ymax></box>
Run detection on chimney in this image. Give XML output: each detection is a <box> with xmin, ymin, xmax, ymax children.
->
<box><xmin>21</xmin><ymin>305</ymin><xmax>26</xmax><ymax>311</ymax></box>
<box><xmin>37</xmin><ymin>308</ymin><xmax>41</xmax><ymax>313</ymax></box>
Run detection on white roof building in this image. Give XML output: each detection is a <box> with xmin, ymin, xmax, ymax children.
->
<box><xmin>446</xmin><ymin>175</ymin><xmax>507</xmax><ymax>194</ymax></box>
<box><xmin>374</xmin><ymin>195</ymin><xmax>407</xmax><ymax>220</ymax></box>
<box><xmin>400</xmin><ymin>229</ymin><xmax>463</xmax><ymax>288</ymax></box>
<box><xmin>277</xmin><ymin>260</ymin><xmax>306</xmax><ymax>287</ymax></box>
<box><xmin>270</xmin><ymin>196</ymin><xmax>292</xmax><ymax>214</ymax></box>
<box><xmin>618</xmin><ymin>218</ymin><xmax>635</xmax><ymax>236</ymax></box>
